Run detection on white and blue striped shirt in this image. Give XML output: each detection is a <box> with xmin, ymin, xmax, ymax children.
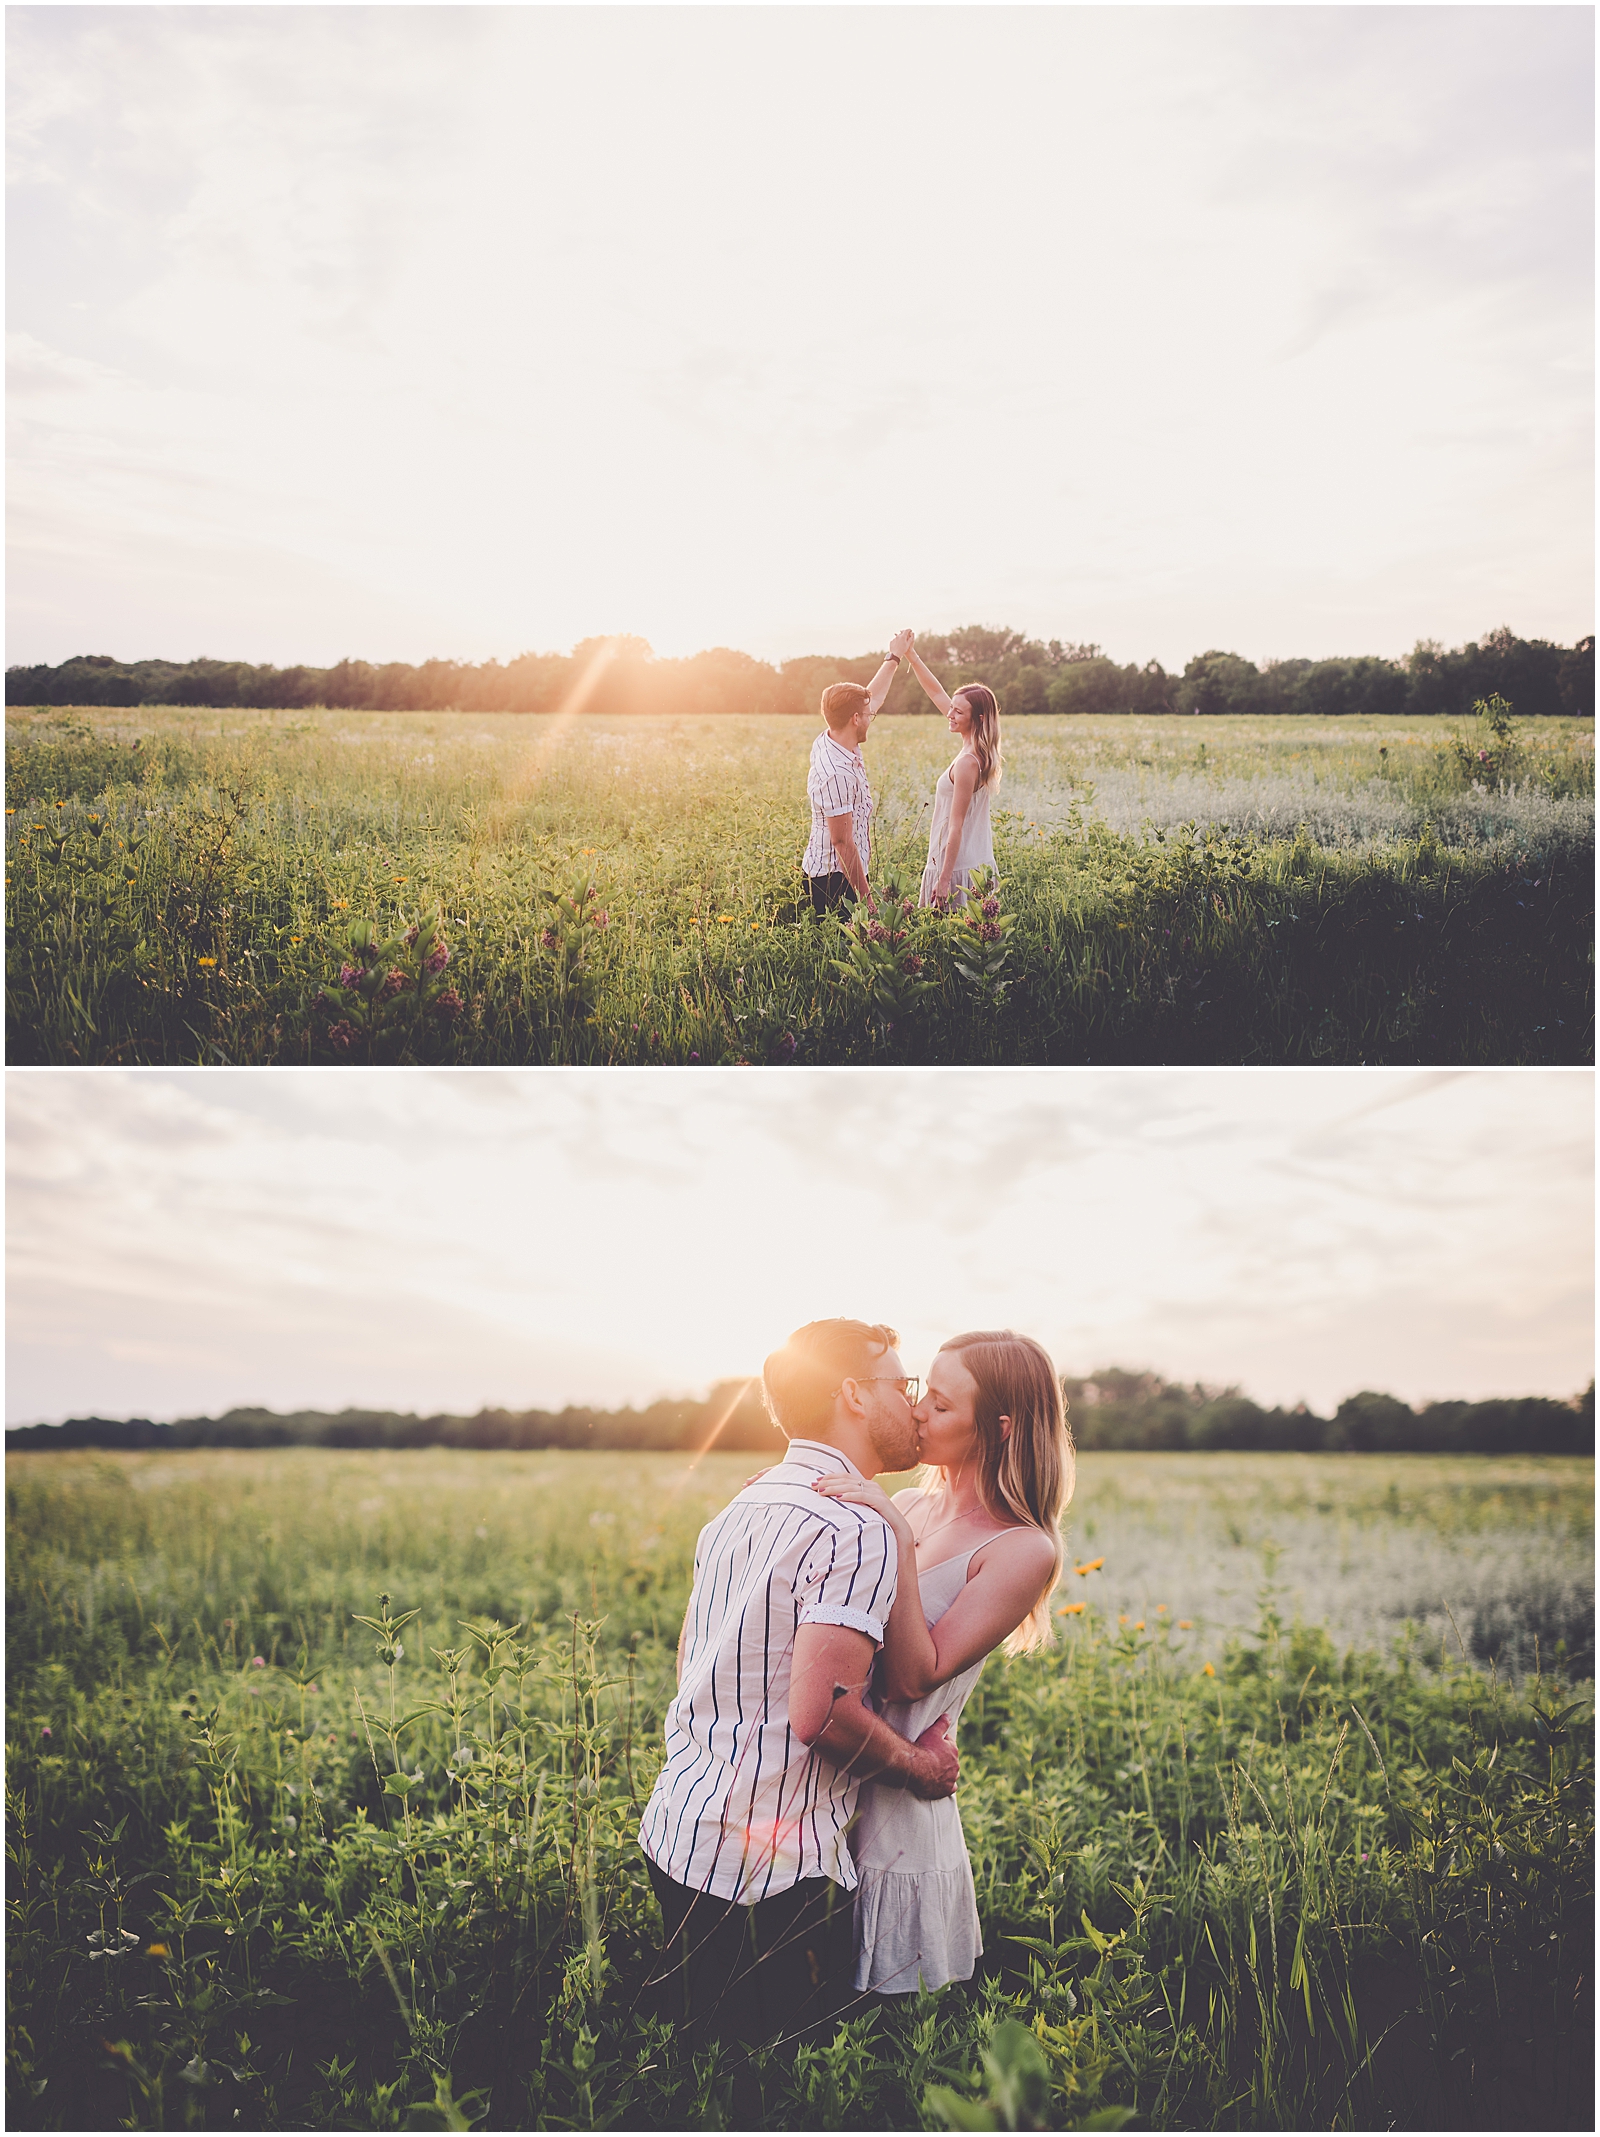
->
<box><xmin>639</xmin><ymin>1440</ymin><xmax>898</xmax><ymax>1903</ymax></box>
<box><xmin>803</xmin><ymin>730</ymin><xmax>873</xmax><ymax>879</ymax></box>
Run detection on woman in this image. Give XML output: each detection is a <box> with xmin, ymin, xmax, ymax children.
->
<box><xmin>812</xmin><ymin>1330</ymin><xmax>1073</xmax><ymax>1996</ymax></box>
<box><xmin>900</xmin><ymin>636</ymin><xmax>1002</xmax><ymax>907</ymax></box>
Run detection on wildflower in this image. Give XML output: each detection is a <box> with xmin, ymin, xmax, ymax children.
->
<box><xmin>147</xmin><ymin>1942</ymin><xmax>170</xmax><ymax>1958</ymax></box>
<box><xmin>1060</xmin><ymin>1601</ymin><xmax>1086</xmax><ymax>1615</ymax></box>
<box><xmin>1075</xmin><ymin>1558</ymin><xmax>1104</xmax><ymax>1576</ymax></box>
<box><xmin>689</xmin><ymin>1050</ymin><xmax>700</xmax><ymax>1061</ymax></box>
<box><xmin>332</xmin><ymin>900</ymin><xmax>349</xmax><ymax>909</ymax></box>
<box><xmin>289</xmin><ymin>935</ymin><xmax>302</xmax><ymax>944</ymax></box>
<box><xmin>1178</xmin><ymin>1619</ymin><xmax>1193</xmax><ymax>1629</ymax></box>
<box><xmin>337</xmin><ymin>963</ymin><xmax>362</xmax><ymax>988</ymax></box>
<box><xmin>749</xmin><ymin>921</ymin><xmax>759</xmax><ymax>930</ymax></box>
<box><xmin>980</xmin><ymin>895</ymin><xmax>1000</xmax><ymax>920</ymax></box>
<box><xmin>425</xmin><ymin>940</ymin><xmax>451</xmax><ymax>974</ymax></box>
<box><xmin>432</xmin><ymin>987</ymin><xmax>464</xmax><ymax>1023</ymax></box>
<box><xmin>901</xmin><ymin>953</ymin><xmax>924</xmax><ymax>975</ymax></box>
<box><xmin>593</xmin><ymin>911</ymin><xmax>610</xmax><ymax>930</ymax></box>
<box><xmin>890</xmin><ymin>929</ymin><xmax>907</xmax><ymax>946</ymax></box>
<box><xmin>902</xmin><ymin>897</ymin><xmax>914</xmax><ymax>914</ymax></box>
<box><xmin>867</xmin><ymin>921</ymin><xmax>888</xmax><ymax>943</ymax></box>
<box><xmin>197</xmin><ymin>956</ymin><xmax>217</xmax><ymax>968</ymax></box>
<box><xmin>1203</xmin><ymin>1662</ymin><xmax>1216</xmax><ymax>1677</ymax></box>
<box><xmin>776</xmin><ymin>1033</ymin><xmax>797</xmax><ymax>1058</ymax></box>
<box><xmin>1118</xmin><ymin>1615</ymin><xmax>1129</xmax><ymax>1627</ymax></box>
<box><xmin>582</xmin><ymin>847</ymin><xmax>596</xmax><ymax>855</ymax></box>
<box><xmin>1155</xmin><ymin>1604</ymin><xmax>1167</xmax><ymax>1613</ymax></box>
<box><xmin>392</xmin><ymin>875</ymin><xmax>408</xmax><ymax>883</ymax></box>
<box><xmin>251</xmin><ymin>1655</ymin><xmax>265</xmax><ymax>1668</ymax></box>
<box><xmin>1134</xmin><ymin>1621</ymin><xmax>1145</xmax><ymax>1631</ymax></box>
<box><xmin>327</xmin><ymin>1020</ymin><xmax>358</xmax><ymax>1051</ymax></box>
<box><xmin>977</xmin><ymin>920</ymin><xmax>1002</xmax><ymax>944</ymax></box>
<box><xmin>379</xmin><ymin>968</ymin><xmax>409</xmax><ymax>1000</ymax></box>
<box><xmin>404</xmin><ymin>925</ymin><xmax>420</xmax><ymax>948</ymax></box>
<box><xmin>540</xmin><ymin>927</ymin><xmax>558</xmax><ymax>949</ymax></box>
<box><xmin>40</xmin><ymin>1725</ymin><xmax>51</xmax><ymax>1738</ymax></box>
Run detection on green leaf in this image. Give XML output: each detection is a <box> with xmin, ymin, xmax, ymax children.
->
<box><xmin>924</xmin><ymin>2085</ymin><xmax>998</xmax><ymax>2131</ymax></box>
<box><xmin>382</xmin><ymin>1772</ymin><xmax>419</xmax><ymax>1796</ymax></box>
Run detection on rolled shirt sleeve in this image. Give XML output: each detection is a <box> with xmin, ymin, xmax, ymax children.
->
<box><xmin>795</xmin><ymin>1510</ymin><xmax>898</xmax><ymax>1644</ymax></box>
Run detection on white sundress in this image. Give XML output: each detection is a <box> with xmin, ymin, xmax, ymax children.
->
<box><xmin>851</xmin><ymin>1537</ymin><xmax>988</xmax><ymax>1995</ymax></box>
<box><xmin>919</xmin><ymin>756</ymin><xmax>996</xmax><ymax>908</ymax></box>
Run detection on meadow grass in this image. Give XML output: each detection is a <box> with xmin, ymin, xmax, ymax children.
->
<box><xmin>7</xmin><ymin>1448</ymin><xmax>1592</xmax><ymax>2130</ymax></box>
<box><xmin>6</xmin><ymin>708</ymin><xmax>1592</xmax><ymax>1065</ymax></box>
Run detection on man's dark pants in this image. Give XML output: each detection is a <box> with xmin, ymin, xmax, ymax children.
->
<box><xmin>647</xmin><ymin>1859</ymin><xmax>854</xmax><ymax>2062</ymax></box>
<box><xmin>804</xmin><ymin>871</ymin><xmax>857</xmax><ymax>917</ymax></box>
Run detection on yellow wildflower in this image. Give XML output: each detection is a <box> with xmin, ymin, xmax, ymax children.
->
<box><xmin>1059</xmin><ymin>1601</ymin><xmax>1086</xmax><ymax>1615</ymax></box>
<box><xmin>1075</xmin><ymin>1558</ymin><xmax>1104</xmax><ymax>1576</ymax></box>
<box><xmin>1155</xmin><ymin>1604</ymin><xmax>1167</xmax><ymax>1613</ymax></box>
<box><xmin>197</xmin><ymin>957</ymin><xmax>217</xmax><ymax>968</ymax></box>
<box><xmin>1134</xmin><ymin>1621</ymin><xmax>1145</xmax><ymax>1631</ymax></box>
<box><xmin>147</xmin><ymin>1942</ymin><xmax>170</xmax><ymax>1958</ymax></box>
<box><xmin>1118</xmin><ymin>1614</ymin><xmax>1129</xmax><ymax>1627</ymax></box>
<box><xmin>1203</xmin><ymin>1662</ymin><xmax>1216</xmax><ymax>1677</ymax></box>
<box><xmin>1178</xmin><ymin>1619</ymin><xmax>1193</xmax><ymax>1629</ymax></box>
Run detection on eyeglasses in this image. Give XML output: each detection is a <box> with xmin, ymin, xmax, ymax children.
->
<box><xmin>833</xmin><ymin>1375</ymin><xmax>921</xmax><ymax>1404</ymax></box>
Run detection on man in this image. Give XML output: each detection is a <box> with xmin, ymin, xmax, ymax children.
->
<box><xmin>638</xmin><ymin>1318</ymin><xmax>958</xmax><ymax>2070</ymax></box>
<box><xmin>801</xmin><ymin>632</ymin><xmax>913</xmax><ymax>914</ymax></box>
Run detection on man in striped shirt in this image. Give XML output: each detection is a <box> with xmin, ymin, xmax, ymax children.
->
<box><xmin>802</xmin><ymin>632</ymin><xmax>913</xmax><ymax>914</ymax></box>
<box><xmin>639</xmin><ymin>1319</ymin><xmax>959</xmax><ymax>2068</ymax></box>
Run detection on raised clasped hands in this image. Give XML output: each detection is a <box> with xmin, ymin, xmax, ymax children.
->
<box><xmin>890</xmin><ymin>628</ymin><xmax>914</xmax><ymax>660</ymax></box>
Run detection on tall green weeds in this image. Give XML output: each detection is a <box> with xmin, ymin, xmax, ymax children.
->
<box><xmin>7</xmin><ymin>709</ymin><xmax>1591</xmax><ymax>1063</ymax></box>
<box><xmin>6</xmin><ymin>1449</ymin><xmax>1592</xmax><ymax>2129</ymax></box>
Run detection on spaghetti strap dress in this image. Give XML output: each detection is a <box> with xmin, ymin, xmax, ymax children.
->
<box><xmin>850</xmin><ymin>1536</ymin><xmax>988</xmax><ymax>1994</ymax></box>
<box><xmin>919</xmin><ymin>757</ymin><xmax>995</xmax><ymax>908</ymax></box>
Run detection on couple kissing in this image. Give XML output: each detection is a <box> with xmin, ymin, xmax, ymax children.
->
<box><xmin>638</xmin><ymin>1319</ymin><xmax>1074</xmax><ymax>2096</ymax></box>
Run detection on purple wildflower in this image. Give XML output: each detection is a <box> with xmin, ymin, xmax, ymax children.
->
<box><xmin>251</xmin><ymin>1656</ymin><xmax>265</xmax><ymax>1668</ymax></box>
<box><xmin>592</xmin><ymin>910</ymin><xmax>610</xmax><ymax>930</ymax></box>
<box><xmin>424</xmin><ymin>941</ymin><xmax>450</xmax><ymax>976</ymax></box>
<box><xmin>337</xmin><ymin>963</ymin><xmax>362</xmax><ymax>989</ymax></box>
<box><xmin>432</xmin><ymin>987</ymin><xmax>464</xmax><ymax>1023</ymax></box>
<box><xmin>980</xmin><ymin>895</ymin><xmax>1000</xmax><ymax>920</ymax></box>
<box><xmin>901</xmin><ymin>953</ymin><xmax>924</xmax><ymax>975</ymax></box>
<box><xmin>403</xmin><ymin>925</ymin><xmax>420</xmax><ymax>948</ymax></box>
<box><xmin>540</xmin><ymin>927</ymin><xmax>558</xmax><ymax>950</ymax></box>
<box><xmin>327</xmin><ymin>1020</ymin><xmax>358</xmax><ymax>1052</ymax></box>
<box><xmin>379</xmin><ymin>967</ymin><xmax>410</xmax><ymax>1000</ymax></box>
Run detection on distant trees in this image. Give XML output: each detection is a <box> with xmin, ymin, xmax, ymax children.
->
<box><xmin>6</xmin><ymin>626</ymin><xmax>1592</xmax><ymax>719</ymax></box>
<box><xmin>1062</xmin><ymin>1372</ymin><xmax>1594</xmax><ymax>1455</ymax></box>
<box><xmin>7</xmin><ymin>1377</ymin><xmax>1592</xmax><ymax>1457</ymax></box>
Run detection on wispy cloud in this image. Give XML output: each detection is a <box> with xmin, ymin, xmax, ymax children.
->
<box><xmin>6</xmin><ymin>8</ymin><xmax>1591</xmax><ymax>668</ymax></box>
<box><xmin>7</xmin><ymin>1069</ymin><xmax>1591</xmax><ymax>1427</ymax></box>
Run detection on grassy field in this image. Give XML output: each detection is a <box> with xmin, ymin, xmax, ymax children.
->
<box><xmin>7</xmin><ymin>1447</ymin><xmax>1592</xmax><ymax>2130</ymax></box>
<box><xmin>6</xmin><ymin>706</ymin><xmax>1593</xmax><ymax>1065</ymax></box>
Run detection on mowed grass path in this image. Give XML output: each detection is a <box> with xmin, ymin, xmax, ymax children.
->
<box><xmin>7</xmin><ymin>1448</ymin><xmax>1593</xmax><ymax>2130</ymax></box>
<box><xmin>6</xmin><ymin>707</ymin><xmax>1593</xmax><ymax>1064</ymax></box>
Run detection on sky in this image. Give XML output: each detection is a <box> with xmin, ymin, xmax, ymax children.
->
<box><xmin>6</xmin><ymin>5</ymin><xmax>1593</xmax><ymax>675</ymax></box>
<box><xmin>7</xmin><ymin>1066</ymin><xmax>1593</xmax><ymax>1427</ymax></box>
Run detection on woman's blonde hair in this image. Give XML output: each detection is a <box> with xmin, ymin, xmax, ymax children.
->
<box><xmin>926</xmin><ymin>1330</ymin><xmax>1074</xmax><ymax>1653</ymax></box>
<box><xmin>955</xmin><ymin>684</ymin><xmax>1003</xmax><ymax>791</ymax></box>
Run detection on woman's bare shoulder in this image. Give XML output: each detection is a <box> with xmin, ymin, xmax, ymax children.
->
<box><xmin>971</xmin><ymin>1524</ymin><xmax>1056</xmax><ymax>1576</ymax></box>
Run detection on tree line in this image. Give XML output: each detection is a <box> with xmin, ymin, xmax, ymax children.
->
<box><xmin>8</xmin><ymin>1372</ymin><xmax>1592</xmax><ymax>1458</ymax></box>
<box><xmin>7</xmin><ymin>624</ymin><xmax>1592</xmax><ymax>721</ymax></box>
